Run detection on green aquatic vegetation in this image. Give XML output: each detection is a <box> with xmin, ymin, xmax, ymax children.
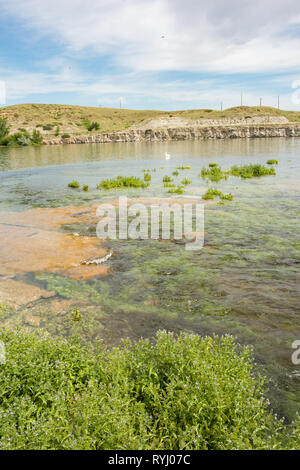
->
<box><xmin>0</xmin><ymin>328</ymin><xmax>299</xmax><ymax>450</ymax></box>
<box><xmin>162</xmin><ymin>175</ymin><xmax>174</xmax><ymax>183</ymax></box>
<box><xmin>200</xmin><ymin>166</ymin><xmax>226</xmax><ymax>183</ymax></box>
<box><xmin>230</xmin><ymin>164</ymin><xmax>276</xmax><ymax>179</ymax></box>
<box><xmin>220</xmin><ymin>192</ymin><xmax>234</xmax><ymax>201</ymax></box>
<box><xmin>181</xmin><ymin>178</ymin><xmax>192</xmax><ymax>185</ymax></box>
<box><xmin>202</xmin><ymin>188</ymin><xmax>233</xmax><ymax>201</ymax></box>
<box><xmin>266</xmin><ymin>159</ymin><xmax>279</xmax><ymax>165</ymax></box>
<box><xmin>172</xmin><ymin>170</ymin><xmax>179</xmax><ymax>176</ymax></box>
<box><xmin>71</xmin><ymin>307</ymin><xmax>81</xmax><ymax>322</ymax></box>
<box><xmin>168</xmin><ymin>186</ymin><xmax>185</xmax><ymax>194</ymax></box>
<box><xmin>164</xmin><ymin>183</ymin><xmax>176</xmax><ymax>188</ymax></box>
<box><xmin>97</xmin><ymin>176</ymin><xmax>149</xmax><ymax>190</ymax></box>
<box><xmin>208</xmin><ymin>162</ymin><xmax>219</xmax><ymax>167</ymax></box>
<box><xmin>144</xmin><ymin>173</ymin><xmax>151</xmax><ymax>182</ymax></box>
<box><xmin>176</xmin><ymin>165</ymin><xmax>191</xmax><ymax>170</ymax></box>
<box><xmin>82</xmin><ymin>185</ymin><xmax>89</xmax><ymax>191</ymax></box>
<box><xmin>68</xmin><ymin>181</ymin><xmax>80</xmax><ymax>189</ymax></box>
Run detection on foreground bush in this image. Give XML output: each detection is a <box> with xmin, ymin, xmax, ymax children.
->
<box><xmin>0</xmin><ymin>329</ymin><xmax>299</xmax><ymax>450</ymax></box>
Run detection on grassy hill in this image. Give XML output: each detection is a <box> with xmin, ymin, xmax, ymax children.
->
<box><xmin>1</xmin><ymin>103</ymin><xmax>300</xmax><ymax>140</ymax></box>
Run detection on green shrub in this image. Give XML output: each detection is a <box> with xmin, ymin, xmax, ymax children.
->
<box><xmin>83</xmin><ymin>119</ymin><xmax>100</xmax><ymax>132</ymax></box>
<box><xmin>97</xmin><ymin>176</ymin><xmax>149</xmax><ymax>190</ymax></box>
<box><xmin>42</xmin><ymin>124</ymin><xmax>53</xmax><ymax>131</ymax></box>
<box><xmin>61</xmin><ymin>133</ymin><xmax>70</xmax><ymax>139</ymax></box>
<box><xmin>208</xmin><ymin>162</ymin><xmax>219</xmax><ymax>168</ymax></box>
<box><xmin>0</xmin><ymin>328</ymin><xmax>298</xmax><ymax>450</ymax></box>
<box><xmin>0</xmin><ymin>117</ymin><xmax>10</xmax><ymax>140</ymax></box>
<box><xmin>87</xmin><ymin>121</ymin><xmax>100</xmax><ymax>132</ymax></box>
<box><xmin>172</xmin><ymin>170</ymin><xmax>179</xmax><ymax>176</ymax></box>
<box><xmin>68</xmin><ymin>181</ymin><xmax>80</xmax><ymax>189</ymax></box>
<box><xmin>31</xmin><ymin>129</ymin><xmax>43</xmax><ymax>144</ymax></box>
<box><xmin>266</xmin><ymin>159</ymin><xmax>279</xmax><ymax>165</ymax></box>
<box><xmin>55</xmin><ymin>126</ymin><xmax>60</xmax><ymax>137</ymax></box>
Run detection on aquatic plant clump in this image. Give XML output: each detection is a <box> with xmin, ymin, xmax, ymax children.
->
<box><xmin>168</xmin><ymin>186</ymin><xmax>185</xmax><ymax>194</ymax></box>
<box><xmin>200</xmin><ymin>166</ymin><xmax>227</xmax><ymax>183</ymax></box>
<box><xmin>202</xmin><ymin>188</ymin><xmax>233</xmax><ymax>201</ymax></box>
<box><xmin>97</xmin><ymin>176</ymin><xmax>149</xmax><ymax>190</ymax></box>
<box><xmin>208</xmin><ymin>162</ymin><xmax>219</xmax><ymax>168</ymax></box>
<box><xmin>230</xmin><ymin>164</ymin><xmax>276</xmax><ymax>178</ymax></box>
<box><xmin>181</xmin><ymin>178</ymin><xmax>192</xmax><ymax>185</ymax></box>
<box><xmin>68</xmin><ymin>181</ymin><xmax>80</xmax><ymax>189</ymax></box>
<box><xmin>82</xmin><ymin>185</ymin><xmax>89</xmax><ymax>192</ymax></box>
<box><xmin>143</xmin><ymin>173</ymin><xmax>151</xmax><ymax>182</ymax></box>
<box><xmin>162</xmin><ymin>175</ymin><xmax>174</xmax><ymax>183</ymax></box>
<box><xmin>266</xmin><ymin>159</ymin><xmax>279</xmax><ymax>165</ymax></box>
<box><xmin>176</xmin><ymin>165</ymin><xmax>191</xmax><ymax>170</ymax></box>
<box><xmin>0</xmin><ymin>328</ymin><xmax>299</xmax><ymax>450</ymax></box>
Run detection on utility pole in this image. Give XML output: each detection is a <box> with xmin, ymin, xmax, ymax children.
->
<box><xmin>221</xmin><ymin>101</ymin><xmax>223</xmax><ymax>111</ymax></box>
<box><xmin>120</xmin><ymin>98</ymin><xmax>122</xmax><ymax>109</ymax></box>
<box><xmin>240</xmin><ymin>92</ymin><xmax>243</xmax><ymax>106</ymax></box>
<box><xmin>278</xmin><ymin>96</ymin><xmax>280</xmax><ymax>109</ymax></box>
<box><xmin>260</xmin><ymin>98</ymin><xmax>262</xmax><ymax>107</ymax></box>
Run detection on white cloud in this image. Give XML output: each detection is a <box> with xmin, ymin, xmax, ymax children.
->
<box><xmin>2</xmin><ymin>0</ymin><xmax>300</xmax><ymax>73</ymax></box>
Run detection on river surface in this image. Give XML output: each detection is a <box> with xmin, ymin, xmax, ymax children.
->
<box><xmin>0</xmin><ymin>138</ymin><xmax>299</xmax><ymax>421</ymax></box>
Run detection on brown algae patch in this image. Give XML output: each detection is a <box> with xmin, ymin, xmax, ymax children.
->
<box><xmin>0</xmin><ymin>205</ymin><xmax>111</xmax><ymax>305</ymax></box>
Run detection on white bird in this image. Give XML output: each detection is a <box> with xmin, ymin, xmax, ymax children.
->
<box><xmin>165</xmin><ymin>152</ymin><xmax>171</xmax><ymax>160</ymax></box>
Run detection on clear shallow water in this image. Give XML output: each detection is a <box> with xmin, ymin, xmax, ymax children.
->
<box><xmin>0</xmin><ymin>138</ymin><xmax>299</xmax><ymax>420</ymax></box>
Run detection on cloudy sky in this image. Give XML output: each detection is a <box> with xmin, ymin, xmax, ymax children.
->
<box><xmin>1</xmin><ymin>0</ymin><xmax>300</xmax><ymax>110</ymax></box>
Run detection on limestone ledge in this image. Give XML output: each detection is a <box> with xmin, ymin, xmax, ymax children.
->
<box><xmin>46</xmin><ymin>124</ymin><xmax>300</xmax><ymax>145</ymax></box>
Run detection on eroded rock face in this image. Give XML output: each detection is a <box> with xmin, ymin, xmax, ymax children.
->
<box><xmin>46</xmin><ymin>124</ymin><xmax>300</xmax><ymax>145</ymax></box>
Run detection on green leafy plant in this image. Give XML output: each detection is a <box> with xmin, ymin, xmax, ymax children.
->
<box><xmin>202</xmin><ymin>188</ymin><xmax>233</xmax><ymax>201</ymax></box>
<box><xmin>61</xmin><ymin>133</ymin><xmax>70</xmax><ymax>139</ymax></box>
<box><xmin>82</xmin><ymin>185</ymin><xmax>89</xmax><ymax>192</ymax></box>
<box><xmin>0</xmin><ymin>329</ymin><xmax>298</xmax><ymax>450</ymax></box>
<box><xmin>97</xmin><ymin>176</ymin><xmax>149</xmax><ymax>190</ymax></box>
<box><xmin>266</xmin><ymin>159</ymin><xmax>279</xmax><ymax>165</ymax></box>
<box><xmin>0</xmin><ymin>117</ymin><xmax>10</xmax><ymax>140</ymax></box>
<box><xmin>230</xmin><ymin>164</ymin><xmax>276</xmax><ymax>179</ymax></box>
<box><xmin>181</xmin><ymin>178</ymin><xmax>191</xmax><ymax>185</ymax></box>
<box><xmin>68</xmin><ymin>181</ymin><xmax>80</xmax><ymax>189</ymax></box>
<box><xmin>31</xmin><ymin>129</ymin><xmax>43</xmax><ymax>144</ymax></box>
<box><xmin>162</xmin><ymin>176</ymin><xmax>173</xmax><ymax>183</ymax></box>
<box><xmin>144</xmin><ymin>173</ymin><xmax>151</xmax><ymax>182</ymax></box>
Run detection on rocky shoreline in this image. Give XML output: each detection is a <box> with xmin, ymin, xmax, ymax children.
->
<box><xmin>47</xmin><ymin>124</ymin><xmax>300</xmax><ymax>145</ymax></box>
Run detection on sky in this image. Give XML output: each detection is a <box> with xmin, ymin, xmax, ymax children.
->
<box><xmin>1</xmin><ymin>0</ymin><xmax>300</xmax><ymax>110</ymax></box>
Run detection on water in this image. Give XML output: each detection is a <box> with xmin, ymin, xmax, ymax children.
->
<box><xmin>0</xmin><ymin>138</ymin><xmax>299</xmax><ymax>420</ymax></box>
